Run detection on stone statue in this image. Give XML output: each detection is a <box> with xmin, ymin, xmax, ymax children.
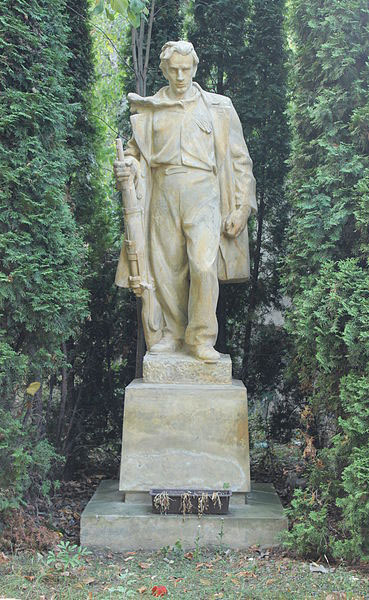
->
<box><xmin>114</xmin><ymin>41</ymin><xmax>256</xmax><ymax>363</ymax></box>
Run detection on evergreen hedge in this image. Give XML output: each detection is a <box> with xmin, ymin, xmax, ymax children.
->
<box><xmin>0</xmin><ymin>0</ymin><xmax>88</xmax><ymax>505</ymax></box>
<box><xmin>283</xmin><ymin>0</ymin><xmax>369</xmax><ymax>560</ymax></box>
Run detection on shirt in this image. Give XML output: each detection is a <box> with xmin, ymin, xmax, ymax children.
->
<box><xmin>149</xmin><ymin>87</ymin><xmax>216</xmax><ymax>171</ymax></box>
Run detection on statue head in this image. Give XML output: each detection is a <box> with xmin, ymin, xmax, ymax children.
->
<box><xmin>159</xmin><ymin>41</ymin><xmax>199</xmax><ymax>98</ymax></box>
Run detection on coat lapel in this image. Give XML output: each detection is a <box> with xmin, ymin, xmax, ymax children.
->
<box><xmin>130</xmin><ymin>112</ymin><xmax>152</xmax><ymax>165</ymax></box>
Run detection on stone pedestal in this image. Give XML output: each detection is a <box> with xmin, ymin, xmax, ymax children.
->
<box><xmin>81</xmin><ymin>352</ymin><xmax>287</xmax><ymax>549</ymax></box>
<box><xmin>119</xmin><ymin>377</ymin><xmax>250</xmax><ymax>493</ymax></box>
<box><xmin>143</xmin><ymin>351</ymin><xmax>232</xmax><ymax>385</ymax></box>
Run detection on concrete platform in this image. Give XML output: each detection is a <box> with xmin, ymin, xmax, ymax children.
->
<box><xmin>80</xmin><ymin>480</ymin><xmax>287</xmax><ymax>551</ymax></box>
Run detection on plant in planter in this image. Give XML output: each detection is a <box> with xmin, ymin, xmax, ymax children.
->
<box><xmin>150</xmin><ymin>489</ymin><xmax>232</xmax><ymax>516</ymax></box>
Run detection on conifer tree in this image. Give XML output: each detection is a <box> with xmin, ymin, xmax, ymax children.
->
<box><xmin>55</xmin><ymin>2</ymin><xmax>136</xmax><ymax>466</ymax></box>
<box><xmin>0</xmin><ymin>0</ymin><xmax>88</xmax><ymax>409</ymax></box>
<box><xmin>283</xmin><ymin>0</ymin><xmax>369</xmax><ymax>559</ymax></box>
<box><xmin>0</xmin><ymin>0</ymin><xmax>89</xmax><ymax>504</ymax></box>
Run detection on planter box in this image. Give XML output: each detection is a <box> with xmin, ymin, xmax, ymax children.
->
<box><xmin>150</xmin><ymin>489</ymin><xmax>232</xmax><ymax>515</ymax></box>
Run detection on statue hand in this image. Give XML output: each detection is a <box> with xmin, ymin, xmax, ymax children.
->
<box><xmin>114</xmin><ymin>157</ymin><xmax>140</xmax><ymax>189</ymax></box>
<box><xmin>224</xmin><ymin>206</ymin><xmax>251</xmax><ymax>238</ymax></box>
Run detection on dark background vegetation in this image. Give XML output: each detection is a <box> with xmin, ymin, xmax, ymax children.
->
<box><xmin>1</xmin><ymin>0</ymin><xmax>368</xmax><ymax>561</ymax></box>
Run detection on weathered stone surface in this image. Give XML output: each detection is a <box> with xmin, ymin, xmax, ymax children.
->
<box><xmin>80</xmin><ymin>480</ymin><xmax>287</xmax><ymax>551</ymax></box>
<box><xmin>143</xmin><ymin>351</ymin><xmax>232</xmax><ymax>385</ymax></box>
<box><xmin>119</xmin><ymin>378</ymin><xmax>250</xmax><ymax>493</ymax></box>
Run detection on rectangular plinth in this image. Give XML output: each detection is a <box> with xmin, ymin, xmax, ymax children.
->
<box><xmin>119</xmin><ymin>379</ymin><xmax>250</xmax><ymax>493</ymax></box>
<box><xmin>81</xmin><ymin>480</ymin><xmax>288</xmax><ymax>551</ymax></box>
<box><xmin>143</xmin><ymin>352</ymin><xmax>232</xmax><ymax>385</ymax></box>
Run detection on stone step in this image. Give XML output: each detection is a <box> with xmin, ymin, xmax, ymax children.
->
<box><xmin>80</xmin><ymin>480</ymin><xmax>287</xmax><ymax>551</ymax></box>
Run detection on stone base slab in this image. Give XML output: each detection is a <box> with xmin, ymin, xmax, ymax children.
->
<box><xmin>143</xmin><ymin>351</ymin><xmax>232</xmax><ymax>385</ymax></box>
<box><xmin>119</xmin><ymin>379</ymin><xmax>250</xmax><ymax>492</ymax></box>
<box><xmin>81</xmin><ymin>480</ymin><xmax>287</xmax><ymax>551</ymax></box>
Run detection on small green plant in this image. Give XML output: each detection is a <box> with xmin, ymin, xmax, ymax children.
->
<box><xmin>172</xmin><ymin>539</ymin><xmax>184</xmax><ymax>558</ymax></box>
<box><xmin>160</xmin><ymin>544</ymin><xmax>170</xmax><ymax>557</ymax></box>
<box><xmin>104</xmin><ymin>569</ymin><xmax>136</xmax><ymax>598</ymax></box>
<box><xmin>38</xmin><ymin>540</ymin><xmax>92</xmax><ymax>573</ymax></box>
<box><xmin>193</xmin><ymin>525</ymin><xmax>202</xmax><ymax>561</ymax></box>
<box><xmin>217</xmin><ymin>517</ymin><xmax>225</xmax><ymax>550</ymax></box>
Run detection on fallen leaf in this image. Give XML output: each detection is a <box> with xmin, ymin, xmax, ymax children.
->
<box><xmin>235</xmin><ymin>571</ymin><xmax>256</xmax><ymax>578</ymax></box>
<box><xmin>310</xmin><ymin>563</ymin><xmax>329</xmax><ymax>574</ymax></box>
<box><xmin>24</xmin><ymin>576</ymin><xmax>35</xmax><ymax>581</ymax></box>
<box><xmin>230</xmin><ymin>578</ymin><xmax>240</xmax><ymax>586</ymax></box>
<box><xmin>184</xmin><ymin>552</ymin><xmax>193</xmax><ymax>560</ymax></box>
<box><xmin>26</xmin><ymin>381</ymin><xmax>41</xmax><ymax>396</ymax></box>
<box><xmin>82</xmin><ymin>577</ymin><xmax>95</xmax><ymax>585</ymax></box>
<box><xmin>124</xmin><ymin>556</ymin><xmax>135</xmax><ymax>562</ymax></box>
<box><xmin>213</xmin><ymin>594</ymin><xmax>224</xmax><ymax>599</ymax></box>
<box><xmin>139</xmin><ymin>562</ymin><xmax>152</xmax><ymax>570</ymax></box>
<box><xmin>196</xmin><ymin>562</ymin><xmax>213</xmax><ymax>571</ymax></box>
<box><xmin>137</xmin><ymin>586</ymin><xmax>147</xmax><ymax>594</ymax></box>
<box><xmin>151</xmin><ymin>585</ymin><xmax>167</xmax><ymax>597</ymax></box>
<box><xmin>0</xmin><ymin>552</ymin><xmax>9</xmax><ymax>563</ymax></box>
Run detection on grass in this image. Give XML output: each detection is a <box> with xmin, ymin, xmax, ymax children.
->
<box><xmin>0</xmin><ymin>545</ymin><xmax>368</xmax><ymax>599</ymax></box>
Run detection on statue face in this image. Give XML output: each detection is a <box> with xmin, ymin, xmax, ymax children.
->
<box><xmin>165</xmin><ymin>53</ymin><xmax>195</xmax><ymax>98</ymax></box>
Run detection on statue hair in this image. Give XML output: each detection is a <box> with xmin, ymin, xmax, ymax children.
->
<box><xmin>159</xmin><ymin>41</ymin><xmax>199</xmax><ymax>75</ymax></box>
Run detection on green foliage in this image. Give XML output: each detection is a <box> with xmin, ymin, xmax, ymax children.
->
<box><xmin>60</xmin><ymin>1</ymin><xmax>140</xmax><ymax>471</ymax></box>
<box><xmin>0</xmin><ymin>409</ymin><xmax>62</xmax><ymax>512</ymax></box>
<box><xmin>38</xmin><ymin>540</ymin><xmax>92</xmax><ymax>573</ymax></box>
<box><xmin>93</xmin><ymin>0</ymin><xmax>148</xmax><ymax>27</ymax></box>
<box><xmin>0</xmin><ymin>0</ymin><xmax>88</xmax><ymax>403</ymax></box>
<box><xmin>282</xmin><ymin>489</ymin><xmax>331</xmax><ymax>558</ymax></box>
<box><xmin>283</xmin><ymin>0</ymin><xmax>369</xmax><ymax>560</ymax></box>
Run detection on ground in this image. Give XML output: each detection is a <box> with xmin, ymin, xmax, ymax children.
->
<box><xmin>1</xmin><ymin>462</ymin><xmax>368</xmax><ymax>599</ymax></box>
<box><xmin>1</xmin><ymin>545</ymin><xmax>368</xmax><ymax>599</ymax></box>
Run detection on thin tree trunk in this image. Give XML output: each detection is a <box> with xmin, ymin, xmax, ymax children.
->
<box><xmin>216</xmin><ymin>284</ymin><xmax>228</xmax><ymax>354</ymax></box>
<box><xmin>56</xmin><ymin>342</ymin><xmax>68</xmax><ymax>445</ymax></box>
<box><xmin>135</xmin><ymin>298</ymin><xmax>146</xmax><ymax>378</ymax></box>
<box><xmin>45</xmin><ymin>374</ymin><xmax>55</xmax><ymax>432</ymax></box>
<box><xmin>241</xmin><ymin>191</ymin><xmax>265</xmax><ymax>382</ymax></box>
<box><xmin>130</xmin><ymin>0</ymin><xmax>155</xmax><ymax>376</ymax></box>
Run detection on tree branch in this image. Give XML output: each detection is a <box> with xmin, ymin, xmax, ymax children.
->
<box><xmin>143</xmin><ymin>0</ymin><xmax>156</xmax><ymax>83</ymax></box>
<box><xmin>67</xmin><ymin>4</ymin><xmax>134</xmax><ymax>74</ymax></box>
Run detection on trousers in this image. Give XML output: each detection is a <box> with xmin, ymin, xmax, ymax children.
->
<box><xmin>150</xmin><ymin>166</ymin><xmax>221</xmax><ymax>347</ymax></box>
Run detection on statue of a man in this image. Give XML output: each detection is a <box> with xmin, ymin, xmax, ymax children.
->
<box><xmin>114</xmin><ymin>41</ymin><xmax>256</xmax><ymax>363</ymax></box>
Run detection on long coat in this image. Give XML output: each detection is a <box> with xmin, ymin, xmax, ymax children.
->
<box><xmin>115</xmin><ymin>83</ymin><xmax>257</xmax><ymax>289</ymax></box>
